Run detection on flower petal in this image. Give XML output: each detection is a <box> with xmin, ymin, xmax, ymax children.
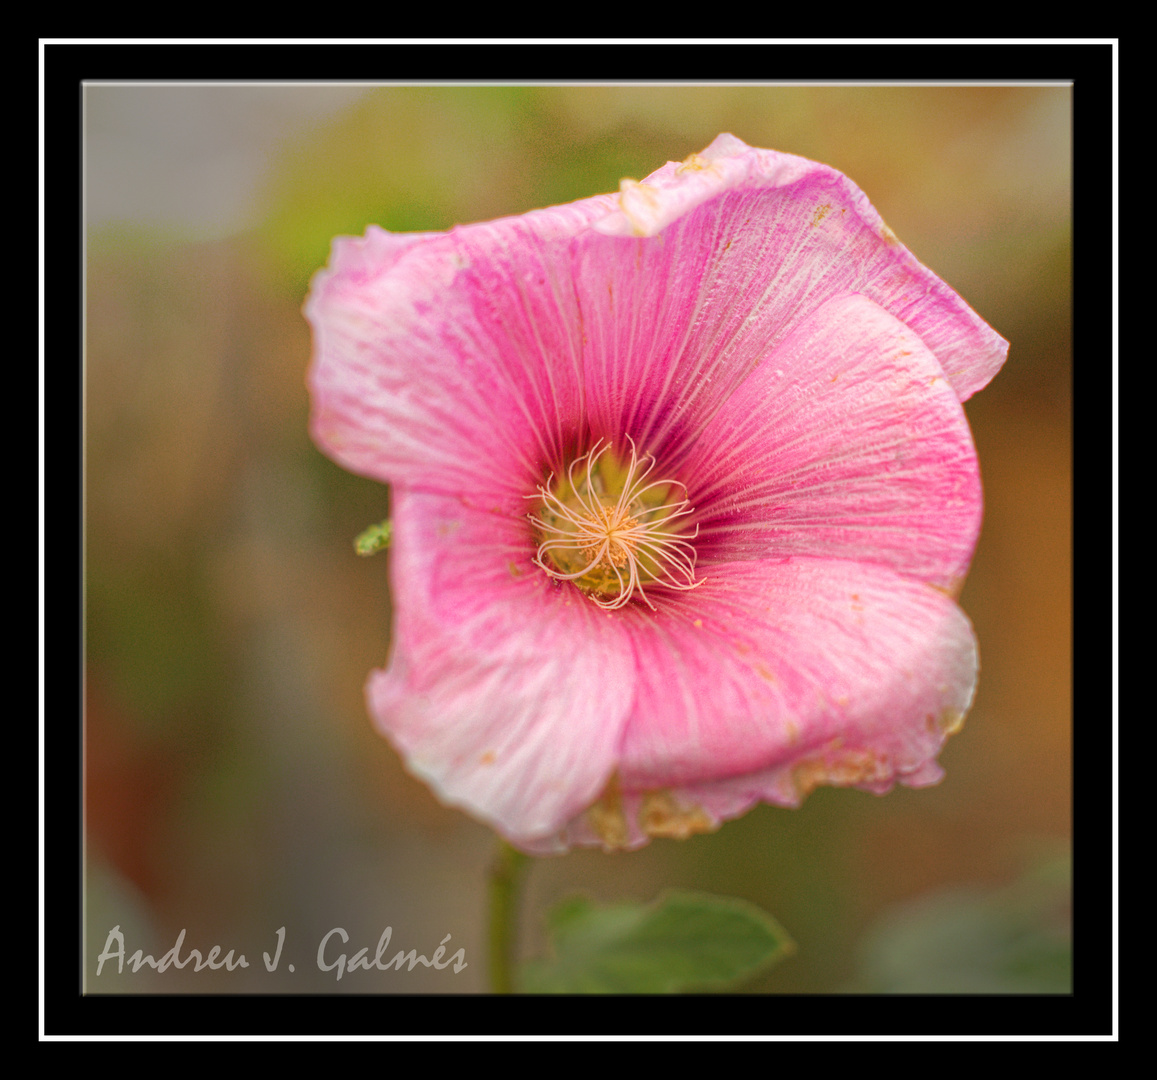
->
<box><xmin>367</xmin><ymin>487</ymin><xmax>637</xmax><ymax>846</ymax></box>
<box><xmin>617</xmin><ymin>557</ymin><xmax>975</xmax><ymax>787</ymax></box>
<box><xmin>592</xmin><ymin>133</ymin><xmax>1007</xmax><ymax>404</ymax></box>
<box><xmin>306</xmin><ymin>194</ymin><xmax>617</xmax><ymax>512</ymax></box>
<box><xmin>532</xmin><ymin>556</ymin><xmax>974</xmax><ymax>849</ymax></box>
<box><xmin>685</xmin><ymin>292</ymin><xmax>982</xmax><ymax>592</ymax></box>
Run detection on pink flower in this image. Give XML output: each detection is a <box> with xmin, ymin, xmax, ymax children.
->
<box><xmin>306</xmin><ymin>134</ymin><xmax>1007</xmax><ymax>854</ymax></box>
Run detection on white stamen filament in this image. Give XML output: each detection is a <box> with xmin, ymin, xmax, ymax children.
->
<box><xmin>527</xmin><ymin>438</ymin><xmax>704</xmax><ymax>610</ymax></box>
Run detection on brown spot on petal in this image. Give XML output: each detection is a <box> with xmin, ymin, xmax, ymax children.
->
<box><xmin>677</xmin><ymin>152</ymin><xmax>708</xmax><ymax>173</ymax></box>
<box><xmin>811</xmin><ymin>204</ymin><xmax>832</xmax><ymax>226</ymax></box>
<box><xmin>639</xmin><ymin>791</ymin><xmax>716</xmax><ymax>840</ymax></box>
<box><xmin>878</xmin><ymin>220</ymin><xmax>900</xmax><ymax>245</ymax></box>
<box><xmin>792</xmin><ymin>749</ymin><xmax>890</xmax><ymax>799</ymax></box>
<box><xmin>928</xmin><ymin>576</ymin><xmax>966</xmax><ymax>600</ymax></box>
<box><xmin>587</xmin><ymin>774</ymin><xmax>630</xmax><ymax>851</ymax></box>
<box><xmin>618</xmin><ymin>178</ymin><xmax>661</xmax><ymax>236</ymax></box>
<box><xmin>939</xmin><ymin>709</ymin><xmax>967</xmax><ymax>736</ymax></box>
<box><xmin>479</xmin><ymin>750</ymin><xmax>496</xmax><ymax>765</ymax></box>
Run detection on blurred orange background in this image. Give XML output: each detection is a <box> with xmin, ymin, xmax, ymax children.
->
<box><xmin>84</xmin><ymin>85</ymin><xmax>1071</xmax><ymax>994</ymax></box>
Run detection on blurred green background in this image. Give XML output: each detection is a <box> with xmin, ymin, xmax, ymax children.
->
<box><xmin>84</xmin><ymin>85</ymin><xmax>1071</xmax><ymax>995</ymax></box>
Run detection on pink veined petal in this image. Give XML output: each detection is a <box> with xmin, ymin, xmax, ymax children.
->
<box><xmin>527</xmin><ymin>556</ymin><xmax>976</xmax><ymax>853</ymax></box>
<box><xmin>306</xmin><ymin>195</ymin><xmax>617</xmax><ymax>512</ymax></box>
<box><xmin>684</xmin><ymin>292</ymin><xmax>982</xmax><ymax>592</ymax></box>
<box><xmin>367</xmin><ymin>487</ymin><xmax>637</xmax><ymax>846</ymax></box>
<box><xmin>591</xmin><ymin>133</ymin><xmax>1007</xmax><ymax>406</ymax></box>
<box><xmin>539</xmin><ymin>556</ymin><xmax>974</xmax><ymax>851</ymax></box>
<box><xmin>616</xmin><ymin>557</ymin><xmax>976</xmax><ymax>789</ymax></box>
<box><xmin>307</xmin><ymin>135</ymin><xmax>1005</xmax><ymax>509</ymax></box>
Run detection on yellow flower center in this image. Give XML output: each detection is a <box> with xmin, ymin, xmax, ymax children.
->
<box><xmin>527</xmin><ymin>438</ymin><xmax>704</xmax><ymax>610</ymax></box>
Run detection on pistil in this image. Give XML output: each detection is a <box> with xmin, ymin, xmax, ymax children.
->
<box><xmin>528</xmin><ymin>439</ymin><xmax>703</xmax><ymax>610</ymax></box>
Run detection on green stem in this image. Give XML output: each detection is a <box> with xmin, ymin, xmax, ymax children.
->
<box><xmin>488</xmin><ymin>839</ymin><xmax>529</xmax><ymax>993</ymax></box>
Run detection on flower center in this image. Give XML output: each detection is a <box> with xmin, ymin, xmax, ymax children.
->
<box><xmin>527</xmin><ymin>438</ymin><xmax>703</xmax><ymax>610</ymax></box>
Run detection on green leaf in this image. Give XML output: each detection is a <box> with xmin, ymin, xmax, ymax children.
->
<box><xmin>354</xmin><ymin>520</ymin><xmax>392</xmax><ymax>556</ymax></box>
<box><xmin>847</xmin><ymin>851</ymin><xmax>1072</xmax><ymax>993</ymax></box>
<box><xmin>519</xmin><ymin>890</ymin><xmax>794</xmax><ymax>994</ymax></box>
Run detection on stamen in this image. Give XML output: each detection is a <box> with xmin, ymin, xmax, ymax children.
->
<box><xmin>526</xmin><ymin>438</ymin><xmax>704</xmax><ymax>610</ymax></box>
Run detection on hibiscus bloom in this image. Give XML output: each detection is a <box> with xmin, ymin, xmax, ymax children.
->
<box><xmin>306</xmin><ymin>134</ymin><xmax>1007</xmax><ymax>854</ymax></box>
